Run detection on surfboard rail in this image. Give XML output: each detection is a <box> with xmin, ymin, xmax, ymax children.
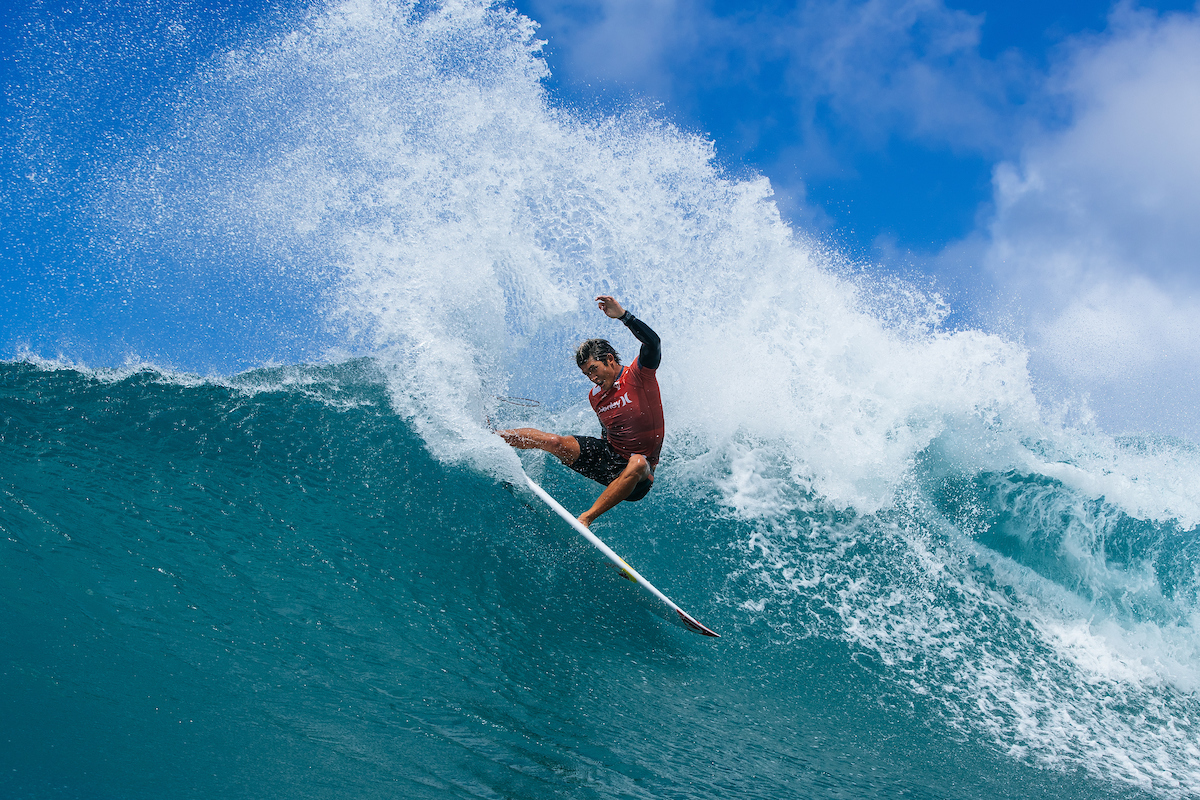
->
<box><xmin>521</xmin><ymin>472</ymin><xmax>719</xmax><ymax>638</ymax></box>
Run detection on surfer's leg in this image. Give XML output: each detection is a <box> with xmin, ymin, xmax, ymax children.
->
<box><xmin>578</xmin><ymin>454</ymin><xmax>652</xmax><ymax>528</ymax></box>
<box><xmin>495</xmin><ymin>428</ymin><xmax>581</xmax><ymax>465</ymax></box>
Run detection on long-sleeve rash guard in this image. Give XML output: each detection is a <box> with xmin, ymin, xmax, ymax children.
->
<box><xmin>587</xmin><ymin>313</ymin><xmax>665</xmax><ymax>467</ymax></box>
<box><xmin>623</xmin><ymin>313</ymin><xmax>661</xmax><ymax>370</ymax></box>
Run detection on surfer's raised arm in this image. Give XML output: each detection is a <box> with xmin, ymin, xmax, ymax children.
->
<box><xmin>595</xmin><ymin>295</ymin><xmax>660</xmax><ymax>369</ymax></box>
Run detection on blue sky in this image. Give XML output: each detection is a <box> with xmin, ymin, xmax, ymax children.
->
<box><xmin>515</xmin><ymin>0</ymin><xmax>1191</xmax><ymax>257</ymax></box>
<box><xmin>3</xmin><ymin>0</ymin><xmax>1199</xmax><ymax>437</ymax></box>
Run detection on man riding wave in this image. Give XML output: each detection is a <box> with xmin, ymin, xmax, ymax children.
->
<box><xmin>497</xmin><ymin>295</ymin><xmax>663</xmax><ymax>527</ymax></box>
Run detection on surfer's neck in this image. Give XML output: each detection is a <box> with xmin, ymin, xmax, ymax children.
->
<box><xmin>600</xmin><ymin>365</ymin><xmax>624</xmax><ymax>393</ymax></box>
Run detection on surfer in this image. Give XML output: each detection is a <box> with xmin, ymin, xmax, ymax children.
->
<box><xmin>496</xmin><ymin>295</ymin><xmax>664</xmax><ymax>527</ymax></box>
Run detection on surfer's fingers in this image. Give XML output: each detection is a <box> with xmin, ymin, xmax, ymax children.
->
<box><xmin>595</xmin><ymin>295</ymin><xmax>624</xmax><ymax>317</ymax></box>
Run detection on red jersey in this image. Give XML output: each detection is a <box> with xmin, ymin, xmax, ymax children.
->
<box><xmin>588</xmin><ymin>356</ymin><xmax>664</xmax><ymax>467</ymax></box>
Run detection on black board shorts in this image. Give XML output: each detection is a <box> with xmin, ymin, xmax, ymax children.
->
<box><xmin>569</xmin><ymin>436</ymin><xmax>654</xmax><ymax>502</ymax></box>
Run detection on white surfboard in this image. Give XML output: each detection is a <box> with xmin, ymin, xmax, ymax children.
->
<box><xmin>521</xmin><ymin>472</ymin><xmax>719</xmax><ymax>637</ymax></box>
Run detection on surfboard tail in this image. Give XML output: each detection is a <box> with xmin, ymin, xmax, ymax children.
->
<box><xmin>676</xmin><ymin>609</ymin><xmax>720</xmax><ymax>637</ymax></box>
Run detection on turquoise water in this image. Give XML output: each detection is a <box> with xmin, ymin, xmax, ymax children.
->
<box><xmin>5</xmin><ymin>1</ymin><xmax>1200</xmax><ymax>797</ymax></box>
<box><xmin>2</xmin><ymin>360</ymin><xmax>1196</xmax><ymax>799</ymax></box>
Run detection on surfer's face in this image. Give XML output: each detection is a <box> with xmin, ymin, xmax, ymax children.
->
<box><xmin>580</xmin><ymin>355</ymin><xmax>621</xmax><ymax>391</ymax></box>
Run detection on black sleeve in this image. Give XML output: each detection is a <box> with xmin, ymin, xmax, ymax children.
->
<box><xmin>622</xmin><ymin>313</ymin><xmax>661</xmax><ymax>370</ymax></box>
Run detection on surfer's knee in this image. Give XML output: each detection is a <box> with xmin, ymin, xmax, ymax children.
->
<box><xmin>626</xmin><ymin>454</ymin><xmax>651</xmax><ymax>480</ymax></box>
<box><xmin>621</xmin><ymin>455</ymin><xmax>654</xmax><ymax>503</ymax></box>
<box><xmin>550</xmin><ymin>434</ymin><xmax>581</xmax><ymax>465</ymax></box>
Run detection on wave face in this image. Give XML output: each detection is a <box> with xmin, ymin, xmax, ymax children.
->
<box><xmin>2</xmin><ymin>361</ymin><xmax>1197</xmax><ymax>800</ymax></box>
<box><xmin>5</xmin><ymin>1</ymin><xmax>1200</xmax><ymax>798</ymax></box>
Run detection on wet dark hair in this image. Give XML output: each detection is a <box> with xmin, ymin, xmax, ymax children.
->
<box><xmin>575</xmin><ymin>338</ymin><xmax>621</xmax><ymax>368</ymax></box>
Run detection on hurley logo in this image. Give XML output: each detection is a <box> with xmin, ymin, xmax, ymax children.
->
<box><xmin>598</xmin><ymin>393</ymin><xmax>631</xmax><ymax>414</ymax></box>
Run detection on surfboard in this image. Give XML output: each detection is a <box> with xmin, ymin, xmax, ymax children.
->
<box><xmin>521</xmin><ymin>471</ymin><xmax>719</xmax><ymax>637</ymax></box>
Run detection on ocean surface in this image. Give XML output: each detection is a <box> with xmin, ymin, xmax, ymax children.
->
<box><xmin>4</xmin><ymin>2</ymin><xmax>1200</xmax><ymax>798</ymax></box>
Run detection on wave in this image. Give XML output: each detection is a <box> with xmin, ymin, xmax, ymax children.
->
<box><xmin>6</xmin><ymin>0</ymin><xmax>1200</xmax><ymax>796</ymax></box>
<box><xmin>1</xmin><ymin>360</ymin><xmax>1197</xmax><ymax>798</ymax></box>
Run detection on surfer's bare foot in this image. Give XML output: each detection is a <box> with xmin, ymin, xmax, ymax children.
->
<box><xmin>495</xmin><ymin>428</ymin><xmax>533</xmax><ymax>447</ymax></box>
<box><xmin>495</xmin><ymin>428</ymin><xmax>582</xmax><ymax>465</ymax></box>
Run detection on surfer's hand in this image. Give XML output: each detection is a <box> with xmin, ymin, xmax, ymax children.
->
<box><xmin>595</xmin><ymin>295</ymin><xmax>625</xmax><ymax>319</ymax></box>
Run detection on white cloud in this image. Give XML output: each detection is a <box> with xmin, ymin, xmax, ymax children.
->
<box><xmin>977</xmin><ymin>5</ymin><xmax>1200</xmax><ymax>437</ymax></box>
<box><xmin>774</xmin><ymin>0</ymin><xmax>1020</xmax><ymax>153</ymax></box>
